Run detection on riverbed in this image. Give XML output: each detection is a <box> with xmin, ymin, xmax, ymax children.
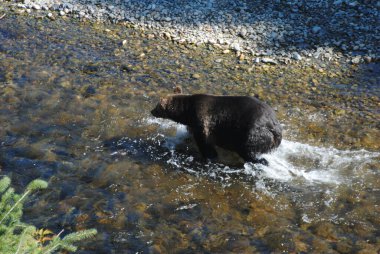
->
<box><xmin>0</xmin><ymin>14</ymin><xmax>379</xmax><ymax>253</ymax></box>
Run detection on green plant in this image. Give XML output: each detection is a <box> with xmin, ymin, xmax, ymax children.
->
<box><xmin>0</xmin><ymin>176</ymin><xmax>97</xmax><ymax>253</ymax></box>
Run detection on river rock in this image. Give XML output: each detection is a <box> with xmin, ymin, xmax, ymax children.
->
<box><xmin>8</xmin><ymin>0</ymin><xmax>379</xmax><ymax>64</ymax></box>
<box><xmin>230</xmin><ymin>42</ymin><xmax>241</xmax><ymax>52</ymax></box>
<box><xmin>351</xmin><ymin>56</ymin><xmax>361</xmax><ymax>64</ymax></box>
<box><xmin>32</xmin><ymin>4</ymin><xmax>41</xmax><ymax>10</ymax></box>
<box><xmin>292</xmin><ymin>52</ymin><xmax>302</xmax><ymax>61</ymax></box>
<box><xmin>312</xmin><ymin>26</ymin><xmax>322</xmax><ymax>34</ymax></box>
<box><xmin>192</xmin><ymin>73</ymin><xmax>201</xmax><ymax>79</ymax></box>
<box><xmin>261</xmin><ymin>57</ymin><xmax>277</xmax><ymax>64</ymax></box>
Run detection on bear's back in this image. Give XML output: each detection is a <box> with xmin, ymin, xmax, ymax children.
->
<box><xmin>190</xmin><ymin>94</ymin><xmax>273</xmax><ymax>123</ymax></box>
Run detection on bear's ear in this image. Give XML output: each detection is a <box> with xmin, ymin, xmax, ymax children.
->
<box><xmin>173</xmin><ymin>86</ymin><xmax>182</xmax><ymax>94</ymax></box>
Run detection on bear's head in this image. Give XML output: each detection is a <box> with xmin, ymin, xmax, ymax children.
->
<box><xmin>151</xmin><ymin>86</ymin><xmax>183</xmax><ymax>119</ymax></box>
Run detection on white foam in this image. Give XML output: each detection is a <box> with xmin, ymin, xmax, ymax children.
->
<box><xmin>144</xmin><ymin>117</ymin><xmax>380</xmax><ymax>186</ymax></box>
<box><xmin>143</xmin><ymin>117</ymin><xmax>188</xmax><ymax>149</ymax></box>
<box><xmin>253</xmin><ymin>140</ymin><xmax>379</xmax><ymax>185</ymax></box>
<box><xmin>144</xmin><ymin>117</ymin><xmax>180</xmax><ymax>130</ymax></box>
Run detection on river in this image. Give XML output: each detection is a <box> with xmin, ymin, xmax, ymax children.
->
<box><xmin>0</xmin><ymin>14</ymin><xmax>379</xmax><ymax>253</ymax></box>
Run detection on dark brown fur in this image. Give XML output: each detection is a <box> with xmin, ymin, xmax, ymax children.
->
<box><xmin>151</xmin><ymin>89</ymin><xmax>282</xmax><ymax>164</ymax></box>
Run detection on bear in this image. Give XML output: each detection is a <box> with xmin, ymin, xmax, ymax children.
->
<box><xmin>151</xmin><ymin>87</ymin><xmax>282</xmax><ymax>165</ymax></box>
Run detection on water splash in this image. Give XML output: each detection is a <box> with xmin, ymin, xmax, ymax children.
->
<box><xmin>252</xmin><ymin>140</ymin><xmax>379</xmax><ymax>185</ymax></box>
<box><xmin>143</xmin><ymin>117</ymin><xmax>380</xmax><ymax>186</ymax></box>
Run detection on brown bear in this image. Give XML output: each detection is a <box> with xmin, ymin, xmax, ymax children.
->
<box><xmin>151</xmin><ymin>87</ymin><xmax>282</xmax><ymax>165</ymax></box>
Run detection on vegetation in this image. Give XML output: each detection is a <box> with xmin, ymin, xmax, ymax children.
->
<box><xmin>0</xmin><ymin>176</ymin><xmax>97</xmax><ymax>253</ymax></box>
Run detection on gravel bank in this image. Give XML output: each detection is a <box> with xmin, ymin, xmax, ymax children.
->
<box><xmin>8</xmin><ymin>0</ymin><xmax>380</xmax><ymax>64</ymax></box>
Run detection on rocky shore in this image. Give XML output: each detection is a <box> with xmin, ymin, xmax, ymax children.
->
<box><xmin>7</xmin><ymin>0</ymin><xmax>380</xmax><ymax>65</ymax></box>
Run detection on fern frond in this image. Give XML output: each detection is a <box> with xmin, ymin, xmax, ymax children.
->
<box><xmin>62</xmin><ymin>229</ymin><xmax>98</xmax><ymax>243</ymax></box>
<box><xmin>15</xmin><ymin>225</ymin><xmax>37</xmax><ymax>254</ymax></box>
<box><xmin>59</xmin><ymin>242</ymin><xmax>77</xmax><ymax>252</ymax></box>
<box><xmin>1</xmin><ymin>187</ymin><xmax>15</xmax><ymax>207</ymax></box>
<box><xmin>26</xmin><ymin>179</ymin><xmax>48</xmax><ymax>192</ymax></box>
<box><xmin>0</xmin><ymin>176</ymin><xmax>10</xmax><ymax>194</ymax></box>
<box><xmin>0</xmin><ymin>176</ymin><xmax>97</xmax><ymax>253</ymax></box>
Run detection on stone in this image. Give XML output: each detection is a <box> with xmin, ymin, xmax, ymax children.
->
<box><xmin>292</xmin><ymin>52</ymin><xmax>302</xmax><ymax>61</ymax></box>
<box><xmin>261</xmin><ymin>57</ymin><xmax>277</xmax><ymax>64</ymax></box>
<box><xmin>192</xmin><ymin>73</ymin><xmax>201</xmax><ymax>79</ymax></box>
<box><xmin>32</xmin><ymin>4</ymin><xmax>41</xmax><ymax>10</ymax></box>
<box><xmin>312</xmin><ymin>26</ymin><xmax>322</xmax><ymax>34</ymax></box>
<box><xmin>239</xmin><ymin>28</ymin><xmax>248</xmax><ymax>38</ymax></box>
<box><xmin>82</xmin><ymin>85</ymin><xmax>96</xmax><ymax>98</ymax></box>
<box><xmin>351</xmin><ymin>56</ymin><xmax>361</xmax><ymax>64</ymax></box>
<box><xmin>163</xmin><ymin>32</ymin><xmax>171</xmax><ymax>40</ymax></box>
<box><xmin>333</xmin><ymin>0</ymin><xmax>343</xmax><ymax>4</ymax></box>
<box><xmin>230</xmin><ymin>42</ymin><xmax>241</xmax><ymax>52</ymax></box>
<box><xmin>363</xmin><ymin>56</ymin><xmax>371</xmax><ymax>63</ymax></box>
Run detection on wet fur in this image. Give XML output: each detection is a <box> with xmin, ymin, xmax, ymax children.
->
<box><xmin>151</xmin><ymin>93</ymin><xmax>282</xmax><ymax>164</ymax></box>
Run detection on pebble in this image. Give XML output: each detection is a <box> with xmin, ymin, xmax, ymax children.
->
<box><xmin>261</xmin><ymin>57</ymin><xmax>277</xmax><ymax>64</ymax></box>
<box><xmin>163</xmin><ymin>32</ymin><xmax>171</xmax><ymax>40</ymax></box>
<box><xmin>239</xmin><ymin>28</ymin><xmax>248</xmax><ymax>39</ymax></box>
<box><xmin>312</xmin><ymin>26</ymin><xmax>322</xmax><ymax>34</ymax></box>
<box><xmin>363</xmin><ymin>56</ymin><xmax>371</xmax><ymax>63</ymax></box>
<box><xmin>292</xmin><ymin>52</ymin><xmax>302</xmax><ymax>61</ymax></box>
<box><xmin>230</xmin><ymin>42</ymin><xmax>241</xmax><ymax>52</ymax></box>
<box><xmin>351</xmin><ymin>56</ymin><xmax>361</xmax><ymax>64</ymax></box>
<box><xmin>8</xmin><ymin>0</ymin><xmax>379</xmax><ymax>64</ymax></box>
<box><xmin>32</xmin><ymin>4</ymin><xmax>41</xmax><ymax>10</ymax></box>
<box><xmin>192</xmin><ymin>73</ymin><xmax>201</xmax><ymax>79</ymax></box>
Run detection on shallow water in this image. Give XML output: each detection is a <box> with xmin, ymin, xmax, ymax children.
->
<box><xmin>0</xmin><ymin>14</ymin><xmax>379</xmax><ymax>253</ymax></box>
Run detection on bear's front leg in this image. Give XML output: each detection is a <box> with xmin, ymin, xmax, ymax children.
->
<box><xmin>192</xmin><ymin>130</ymin><xmax>218</xmax><ymax>160</ymax></box>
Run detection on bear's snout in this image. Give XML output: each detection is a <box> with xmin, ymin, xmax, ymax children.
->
<box><xmin>151</xmin><ymin>107</ymin><xmax>158</xmax><ymax>117</ymax></box>
<box><xmin>151</xmin><ymin>104</ymin><xmax>164</xmax><ymax>118</ymax></box>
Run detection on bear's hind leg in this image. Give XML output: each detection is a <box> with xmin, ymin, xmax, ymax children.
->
<box><xmin>193</xmin><ymin>131</ymin><xmax>218</xmax><ymax>160</ymax></box>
